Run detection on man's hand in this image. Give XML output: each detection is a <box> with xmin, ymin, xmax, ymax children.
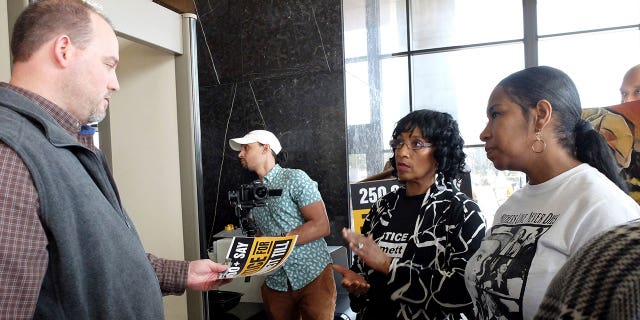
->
<box><xmin>187</xmin><ymin>259</ymin><xmax>233</xmax><ymax>291</ymax></box>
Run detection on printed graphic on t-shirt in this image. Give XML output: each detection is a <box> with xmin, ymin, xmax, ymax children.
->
<box><xmin>377</xmin><ymin>231</ymin><xmax>411</xmax><ymax>258</ymax></box>
<box><xmin>470</xmin><ymin>215</ymin><xmax>555</xmax><ymax>319</ymax></box>
<box><xmin>373</xmin><ymin>192</ymin><xmax>422</xmax><ymax>259</ymax></box>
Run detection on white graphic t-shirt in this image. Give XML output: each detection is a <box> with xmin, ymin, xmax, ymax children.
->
<box><xmin>464</xmin><ymin>164</ymin><xmax>640</xmax><ymax>319</ymax></box>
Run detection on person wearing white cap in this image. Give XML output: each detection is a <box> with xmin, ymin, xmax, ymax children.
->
<box><xmin>229</xmin><ymin>129</ymin><xmax>336</xmax><ymax>320</ymax></box>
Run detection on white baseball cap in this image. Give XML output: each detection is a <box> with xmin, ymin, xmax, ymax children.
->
<box><xmin>229</xmin><ymin>130</ymin><xmax>282</xmax><ymax>155</ymax></box>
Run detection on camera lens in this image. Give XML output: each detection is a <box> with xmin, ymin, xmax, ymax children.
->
<box><xmin>253</xmin><ymin>186</ymin><xmax>268</xmax><ymax>200</ymax></box>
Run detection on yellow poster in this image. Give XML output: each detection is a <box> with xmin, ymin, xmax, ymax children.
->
<box><xmin>349</xmin><ymin>179</ymin><xmax>401</xmax><ymax>234</ymax></box>
<box><xmin>219</xmin><ymin>235</ymin><xmax>297</xmax><ymax>279</ymax></box>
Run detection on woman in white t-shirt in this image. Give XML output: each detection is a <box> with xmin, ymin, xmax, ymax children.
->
<box><xmin>464</xmin><ymin>66</ymin><xmax>640</xmax><ymax>320</ymax></box>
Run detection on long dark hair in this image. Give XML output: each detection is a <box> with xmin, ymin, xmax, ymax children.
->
<box><xmin>389</xmin><ymin>109</ymin><xmax>467</xmax><ymax>182</ymax></box>
<box><xmin>499</xmin><ymin>66</ymin><xmax>627</xmax><ymax>191</ymax></box>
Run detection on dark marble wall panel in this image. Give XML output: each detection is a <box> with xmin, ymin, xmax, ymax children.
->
<box><xmin>195</xmin><ymin>0</ymin><xmax>347</xmax><ymax>246</ymax></box>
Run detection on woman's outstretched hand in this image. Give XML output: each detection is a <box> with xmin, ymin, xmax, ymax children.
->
<box><xmin>332</xmin><ymin>264</ymin><xmax>371</xmax><ymax>296</ymax></box>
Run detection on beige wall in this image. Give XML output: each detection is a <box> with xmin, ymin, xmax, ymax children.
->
<box><xmin>98</xmin><ymin>0</ymin><xmax>183</xmax><ymax>54</ymax></box>
<box><xmin>106</xmin><ymin>37</ymin><xmax>188</xmax><ymax>320</ymax></box>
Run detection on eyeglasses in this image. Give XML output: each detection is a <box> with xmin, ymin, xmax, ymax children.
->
<box><xmin>389</xmin><ymin>139</ymin><xmax>433</xmax><ymax>150</ymax></box>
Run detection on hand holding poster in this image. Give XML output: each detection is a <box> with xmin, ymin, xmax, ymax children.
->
<box><xmin>219</xmin><ymin>235</ymin><xmax>297</xmax><ymax>279</ymax></box>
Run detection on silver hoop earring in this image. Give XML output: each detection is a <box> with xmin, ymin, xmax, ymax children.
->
<box><xmin>531</xmin><ymin>130</ymin><xmax>546</xmax><ymax>153</ymax></box>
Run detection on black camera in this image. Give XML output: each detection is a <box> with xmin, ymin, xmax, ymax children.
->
<box><xmin>228</xmin><ymin>180</ymin><xmax>270</xmax><ymax>209</ymax></box>
<box><xmin>228</xmin><ymin>180</ymin><xmax>282</xmax><ymax>237</ymax></box>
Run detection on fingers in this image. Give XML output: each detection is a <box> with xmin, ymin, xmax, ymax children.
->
<box><xmin>331</xmin><ymin>258</ymin><xmax>371</xmax><ymax>296</ymax></box>
<box><xmin>341</xmin><ymin>227</ymin><xmax>353</xmax><ymax>241</ymax></box>
<box><xmin>341</xmin><ymin>228</ymin><xmax>365</xmax><ymax>251</ymax></box>
<box><xmin>343</xmin><ymin>279</ymin><xmax>369</xmax><ymax>289</ymax></box>
<box><xmin>332</xmin><ymin>264</ymin><xmax>349</xmax><ymax>275</ymax></box>
<box><xmin>341</xmin><ymin>227</ymin><xmax>357</xmax><ymax>241</ymax></box>
<box><xmin>210</xmin><ymin>261</ymin><xmax>229</xmax><ymax>273</ymax></box>
<box><xmin>342</xmin><ymin>279</ymin><xmax>370</xmax><ymax>296</ymax></box>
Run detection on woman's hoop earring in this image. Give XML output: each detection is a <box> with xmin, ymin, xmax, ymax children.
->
<box><xmin>531</xmin><ymin>130</ymin><xmax>546</xmax><ymax>153</ymax></box>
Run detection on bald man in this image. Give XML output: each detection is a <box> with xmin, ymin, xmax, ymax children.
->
<box><xmin>614</xmin><ymin>65</ymin><xmax>640</xmax><ymax>203</ymax></box>
<box><xmin>621</xmin><ymin>64</ymin><xmax>640</xmax><ymax>103</ymax></box>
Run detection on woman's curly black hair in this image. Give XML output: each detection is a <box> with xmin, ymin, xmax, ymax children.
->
<box><xmin>389</xmin><ymin>109</ymin><xmax>467</xmax><ymax>181</ymax></box>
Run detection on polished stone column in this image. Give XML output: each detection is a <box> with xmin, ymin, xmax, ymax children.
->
<box><xmin>195</xmin><ymin>0</ymin><xmax>348</xmax><ymax>246</ymax></box>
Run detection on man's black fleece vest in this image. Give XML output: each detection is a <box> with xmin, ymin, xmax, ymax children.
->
<box><xmin>0</xmin><ymin>87</ymin><xmax>164</xmax><ymax>319</ymax></box>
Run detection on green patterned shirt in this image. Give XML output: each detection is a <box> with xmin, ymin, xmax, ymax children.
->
<box><xmin>251</xmin><ymin>164</ymin><xmax>332</xmax><ymax>291</ymax></box>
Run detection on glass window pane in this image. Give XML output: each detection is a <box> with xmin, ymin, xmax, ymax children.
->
<box><xmin>346</xmin><ymin>56</ymin><xmax>409</xmax><ymax>183</ymax></box>
<box><xmin>346</xmin><ymin>61</ymin><xmax>371</xmax><ymax>125</ymax></box>
<box><xmin>344</xmin><ymin>0</ymin><xmax>408</xmax><ymax>57</ymax></box>
<box><xmin>379</xmin><ymin>0</ymin><xmax>408</xmax><ymax>54</ymax></box>
<box><xmin>538</xmin><ymin>0</ymin><xmax>640</xmax><ymax>35</ymax></box>
<box><xmin>466</xmin><ymin>147</ymin><xmax>526</xmax><ymax>227</ymax></box>
<box><xmin>539</xmin><ymin>29</ymin><xmax>640</xmax><ymax>108</ymax></box>
<box><xmin>410</xmin><ymin>0</ymin><xmax>522</xmax><ymax>50</ymax></box>
<box><xmin>380</xmin><ymin>57</ymin><xmax>410</xmax><ymax>149</ymax></box>
<box><xmin>411</xmin><ymin>43</ymin><xmax>524</xmax><ymax>145</ymax></box>
<box><xmin>343</xmin><ymin>0</ymin><xmax>368</xmax><ymax>58</ymax></box>
<box><xmin>349</xmin><ymin>153</ymin><xmax>368</xmax><ymax>182</ymax></box>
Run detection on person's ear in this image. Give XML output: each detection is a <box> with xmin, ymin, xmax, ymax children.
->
<box><xmin>52</xmin><ymin>35</ymin><xmax>73</xmax><ymax>67</ymax></box>
<box><xmin>534</xmin><ymin>99</ymin><xmax>553</xmax><ymax>130</ymax></box>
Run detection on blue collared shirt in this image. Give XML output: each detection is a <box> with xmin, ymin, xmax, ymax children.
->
<box><xmin>251</xmin><ymin>164</ymin><xmax>332</xmax><ymax>291</ymax></box>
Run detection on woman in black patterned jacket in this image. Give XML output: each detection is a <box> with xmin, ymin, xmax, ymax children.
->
<box><xmin>334</xmin><ymin>109</ymin><xmax>487</xmax><ymax>319</ymax></box>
